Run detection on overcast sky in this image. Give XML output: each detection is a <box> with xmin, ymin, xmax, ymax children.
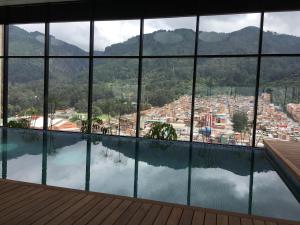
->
<box><xmin>16</xmin><ymin>11</ymin><xmax>300</xmax><ymax>52</ymax></box>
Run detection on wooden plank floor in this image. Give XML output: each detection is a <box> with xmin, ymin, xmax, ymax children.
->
<box><xmin>0</xmin><ymin>179</ymin><xmax>299</xmax><ymax>225</ymax></box>
<box><xmin>264</xmin><ymin>140</ymin><xmax>300</xmax><ymax>180</ymax></box>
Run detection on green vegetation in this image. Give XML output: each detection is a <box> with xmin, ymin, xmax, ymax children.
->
<box><xmin>232</xmin><ymin>111</ymin><xmax>248</xmax><ymax>133</ymax></box>
<box><xmin>232</xmin><ymin>111</ymin><xmax>248</xmax><ymax>144</ymax></box>
<box><xmin>145</xmin><ymin>122</ymin><xmax>178</xmax><ymax>140</ymax></box>
<box><xmin>7</xmin><ymin>118</ymin><xmax>30</xmax><ymax>128</ymax></box>
<box><xmin>80</xmin><ymin>118</ymin><xmax>110</xmax><ymax>134</ymax></box>
<box><xmin>7</xmin><ymin>26</ymin><xmax>300</xmax><ymax>119</ymax></box>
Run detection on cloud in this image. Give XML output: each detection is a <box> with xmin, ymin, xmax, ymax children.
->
<box><xmin>16</xmin><ymin>23</ymin><xmax>45</xmax><ymax>33</ymax></box>
<box><xmin>94</xmin><ymin>20</ymin><xmax>140</xmax><ymax>51</ymax></box>
<box><xmin>252</xmin><ymin>170</ymin><xmax>300</xmax><ymax>220</ymax></box>
<box><xmin>264</xmin><ymin>11</ymin><xmax>300</xmax><ymax>36</ymax></box>
<box><xmin>144</xmin><ymin>16</ymin><xmax>197</xmax><ymax>33</ymax></box>
<box><xmin>17</xmin><ymin>22</ymin><xmax>91</xmax><ymax>51</ymax></box>
<box><xmin>199</xmin><ymin>13</ymin><xmax>260</xmax><ymax>32</ymax></box>
<box><xmin>50</xmin><ymin>22</ymin><xmax>90</xmax><ymax>51</ymax></box>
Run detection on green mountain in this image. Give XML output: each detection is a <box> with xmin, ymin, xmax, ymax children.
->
<box><xmin>7</xmin><ymin>25</ymin><xmax>300</xmax><ymax>117</ymax></box>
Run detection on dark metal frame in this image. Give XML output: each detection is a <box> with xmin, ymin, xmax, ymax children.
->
<box><xmin>2</xmin><ymin>24</ymin><xmax>8</xmax><ymax>127</ymax></box>
<box><xmin>87</xmin><ymin>20</ymin><xmax>94</xmax><ymax>133</ymax></box>
<box><xmin>190</xmin><ymin>16</ymin><xmax>200</xmax><ymax>142</ymax></box>
<box><xmin>43</xmin><ymin>22</ymin><xmax>49</xmax><ymax>130</ymax></box>
<box><xmin>1</xmin><ymin>11</ymin><xmax>300</xmax><ymax>149</ymax></box>
<box><xmin>252</xmin><ymin>13</ymin><xmax>265</xmax><ymax>147</ymax></box>
<box><xmin>5</xmin><ymin>53</ymin><xmax>300</xmax><ymax>58</ymax></box>
<box><xmin>2</xmin><ymin>0</ymin><xmax>300</xmax><ymax>24</ymax></box>
<box><xmin>135</xmin><ymin>18</ymin><xmax>144</xmax><ymax>137</ymax></box>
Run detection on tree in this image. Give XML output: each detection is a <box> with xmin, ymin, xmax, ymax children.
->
<box><xmin>80</xmin><ymin>117</ymin><xmax>110</xmax><ymax>134</ymax></box>
<box><xmin>265</xmin><ymin>88</ymin><xmax>273</xmax><ymax>103</ymax></box>
<box><xmin>48</xmin><ymin>98</ymin><xmax>59</xmax><ymax>129</ymax></box>
<box><xmin>7</xmin><ymin>118</ymin><xmax>30</xmax><ymax>128</ymax></box>
<box><xmin>92</xmin><ymin>105</ymin><xmax>103</xmax><ymax>117</ymax></box>
<box><xmin>232</xmin><ymin>111</ymin><xmax>248</xmax><ymax>133</ymax></box>
<box><xmin>145</xmin><ymin>122</ymin><xmax>177</xmax><ymax>141</ymax></box>
<box><xmin>232</xmin><ymin>111</ymin><xmax>248</xmax><ymax>144</ymax></box>
<box><xmin>25</xmin><ymin>107</ymin><xmax>38</xmax><ymax>127</ymax></box>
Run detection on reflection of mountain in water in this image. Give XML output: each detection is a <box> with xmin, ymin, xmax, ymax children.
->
<box><xmin>1</xmin><ymin>128</ymin><xmax>300</xmax><ymax>221</ymax></box>
<box><xmin>100</xmin><ymin>136</ymin><xmax>270</xmax><ymax>176</ymax></box>
<box><xmin>1</xmin><ymin>128</ymin><xmax>83</xmax><ymax>159</ymax></box>
<box><xmin>1</xmin><ymin>128</ymin><xmax>271</xmax><ymax>176</ymax></box>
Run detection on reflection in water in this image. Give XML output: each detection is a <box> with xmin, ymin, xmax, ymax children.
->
<box><xmin>47</xmin><ymin>141</ymin><xmax>86</xmax><ymax>190</ymax></box>
<box><xmin>191</xmin><ymin>145</ymin><xmax>251</xmax><ymax>214</ymax></box>
<box><xmin>191</xmin><ymin>168</ymin><xmax>249</xmax><ymax>214</ymax></box>
<box><xmin>0</xmin><ymin>128</ymin><xmax>299</xmax><ymax>222</ymax></box>
<box><xmin>137</xmin><ymin>140</ymin><xmax>189</xmax><ymax>204</ymax></box>
<box><xmin>252</xmin><ymin>153</ymin><xmax>300</xmax><ymax>221</ymax></box>
<box><xmin>7</xmin><ymin>154</ymin><xmax>42</xmax><ymax>184</ymax></box>
<box><xmin>90</xmin><ymin>141</ymin><xmax>135</xmax><ymax>196</ymax></box>
<box><xmin>6</xmin><ymin>129</ymin><xmax>43</xmax><ymax>183</ymax></box>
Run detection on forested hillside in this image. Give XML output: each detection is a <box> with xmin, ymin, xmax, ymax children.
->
<box><xmin>7</xmin><ymin>25</ymin><xmax>300</xmax><ymax>117</ymax></box>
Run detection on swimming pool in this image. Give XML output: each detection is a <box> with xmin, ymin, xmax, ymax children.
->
<box><xmin>1</xmin><ymin>128</ymin><xmax>299</xmax><ymax>221</ymax></box>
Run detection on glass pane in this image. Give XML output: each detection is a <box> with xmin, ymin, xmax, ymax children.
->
<box><xmin>137</xmin><ymin>139</ymin><xmax>189</xmax><ymax>204</ymax></box>
<box><xmin>93</xmin><ymin>59</ymin><xmax>138</xmax><ymax>136</ymax></box>
<box><xmin>263</xmin><ymin>11</ymin><xmax>300</xmax><ymax>54</ymax></box>
<box><xmin>140</xmin><ymin>58</ymin><xmax>194</xmax><ymax>141</ymax></box>
<box><xmin>191</xmin><ymin>144</ymin><xmax>251</xmax><ymax>214</ymax></box>
<box><xmin>48</xmin><ymin>58</ymin><xmax>88</xmax><ymax>132</ymax></box>
<box><xmin>0</xmin><ymin>129</ymin><xmax>2</xmax><ymax>177</ymax></box>
<box><xmin>252</xmin><ymin>151</ymin><xmax>300</xmax><ymax>221</ymax></box>
<box><xmin>46</xmin><ymin>131</ymin><xmax>87</xmax><ymax>190</ymax></box>
<box><xmin>256</xmin><ymin>57</ymin><xmax>300</xmax><ymax>146</ymax></box>
<box><xmin>143</xmin><ymin>17</ymin><xmax>196</xmax><ymax>55</ymax></box>
<box><xmin>8</xmin><ymin>59</ymin><xmax>44</xmax><ymax>129</ymax></box>
<box><xmin>94</xmin><ymin>20</ymin><xmax>140</xmax><ymax>56</ymax></box>
<box><xmin>198</xmin><ymin>13</ymin><xmax>260</xmax><ymax>55</ymax></box>
<box><xmin>0</xmin><ymin>25</ymin><xmax>3</xmax><ymax>56</ymax></box>
<box><xmin>50</xmin><ymin>22</ymin><xmax>89</xmax><ymax>56</ymax></box>
<box><xmin>0</xmin><ymin>26</ymin><xmax>3</xmax><ymax>125</ymax></box>
<box><xmin>7</xmin><ymin>129</ymin><xmax>43</xmax><ymax>184</ymax></box>
<box><xmin>194</xmin><ymin>58</ymin><xmax>257</xmax><ymax>146</ymax></box>
<box><xmin>0</xmin><ymin>22</ymin><xmax>2</xmax><ymax>175</ymax></box>
<box><xmin>0</xmin><ymin>59</ymin><xmax>3</xmax><ymax>126</ymax></box>
<box><xmin>90</xmin><ymin>135</ymin><xmax>135</xmax><ymax>196</ymax></box>
<box><xmin>9</xmin><ymin>24</ymin><xmax>45</xmax><ymax>56</ymax></box>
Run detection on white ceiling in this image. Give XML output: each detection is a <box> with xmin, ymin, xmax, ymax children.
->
<box><xmin>0</xmin><ymin>0</ymin><xmax>78</xmax><ymax>6</ymax></box>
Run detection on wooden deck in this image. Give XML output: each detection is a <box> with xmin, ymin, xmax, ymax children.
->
<box><xmin>264</xmin><ymin>140</ymin><xmax>300</xmax><ymax>181</ymax></box>
<box><xmin>0</xmin><ymin>179</ymin><xmax>299</xmax><ymax>225</ymax></box>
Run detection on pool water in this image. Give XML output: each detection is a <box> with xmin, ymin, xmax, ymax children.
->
<box><xmin>1</xmin><ymin>128</ymin><xmax>299</xmax><ymax>221</ymax></box>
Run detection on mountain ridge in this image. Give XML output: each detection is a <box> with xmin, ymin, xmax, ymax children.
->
<box><xmin>10</xmin><ymin>25</ymin><xmax>300</xmax><ymax>56</ymax></box>
<box><xmin>7</xmin><ymin>25</ymin><xmax>300</xmax><ymax>117</ymax></box>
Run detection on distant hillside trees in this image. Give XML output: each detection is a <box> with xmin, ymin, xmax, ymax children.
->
<box><xmin>6</xmin><ymin>26</ymin><xmax>300</xmax><ymax>118</ymax></box>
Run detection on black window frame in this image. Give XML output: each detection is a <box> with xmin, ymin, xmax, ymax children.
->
<box><xmin>0</xmin><ymin>11</ymin><xmax>299</xmax><ymax>147</ymax></box>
